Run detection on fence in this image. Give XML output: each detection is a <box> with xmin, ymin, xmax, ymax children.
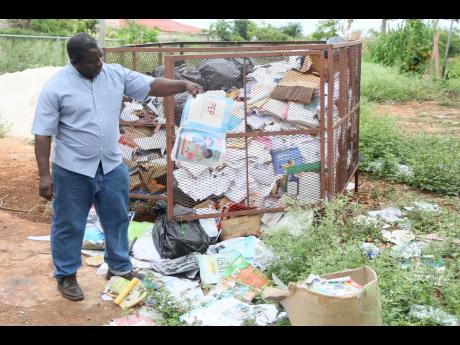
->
<box><xmin>104</xmin><ymin>41</ymin><xmax>361</xmax><ymax>221</ymax></box>
<box><xmin>0</xmin><ymin>34</ymin><xmax>122</xmax><ymax>74</ymax></box>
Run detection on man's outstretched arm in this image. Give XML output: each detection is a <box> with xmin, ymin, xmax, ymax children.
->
<box><xmin>149</xmin><ymin>78</ymin><xmax>203</xmax><ymax>97</ymax></box>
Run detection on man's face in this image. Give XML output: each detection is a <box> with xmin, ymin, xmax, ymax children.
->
<box><xmin>73</xmin><ymin>47</ymin><xmax>103</xmax><ymax>79</ymax></box>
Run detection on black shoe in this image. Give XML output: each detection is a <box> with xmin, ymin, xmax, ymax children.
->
<box><xmin>105</xmin><ymin>269</ymin><xmax>145</xmax><ymax>281</ymax></box>
<box><xmin>57</xmin><ymin>275</ymin><xmax>84</xmax><ymax>301</ymax></box>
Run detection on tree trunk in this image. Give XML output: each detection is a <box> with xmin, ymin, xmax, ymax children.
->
<box><xmin>430</xmin><ymin>19</ymin><xmax>440</xmax><ymax>79</ymax></box>
<box><xmin>442</xmin><ymin>19</ymin><xmax>454</xmax><ymax>79</ymax></box>
<box><xmin>381</xmin><ymin>19</ymin><xmax>387</xmax><ymax>35</ymax></box>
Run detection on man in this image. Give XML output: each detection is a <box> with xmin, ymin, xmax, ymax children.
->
<box><xmin>32</xmin><ymin>32</ymin><xmax>203</xmax><ymax>301</ymax></box>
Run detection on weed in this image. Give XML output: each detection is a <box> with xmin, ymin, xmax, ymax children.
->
<box><xmin>262</xmin><ymin>196</ymin><xmax>460</xmax><ymax>325</ymax></box>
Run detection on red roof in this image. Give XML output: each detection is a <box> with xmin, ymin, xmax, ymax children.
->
<box><xmin>106</xmin><ymin>19</ymin><xmax>204</xmax><ymax>34</ymax></box>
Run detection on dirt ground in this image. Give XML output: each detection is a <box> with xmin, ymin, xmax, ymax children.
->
<box><xmin>373</xmin><ymin>101</ymin><xmax>460</xmax><ymax>135</ymax></box>
<box><xmin>0</xmin><ymin>137</ymin><xmax>124</xmax><ymax>325</ymax></box>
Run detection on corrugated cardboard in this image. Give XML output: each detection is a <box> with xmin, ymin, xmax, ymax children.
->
<box><xmin>278</xmin><ymin>70</ymin><xmax>320</xmax><ymax>89</ymax></box>
<box><xmin>265</xmin><ymin>266</ymin><xmax>383</xmax><ymax>326</ymax></box>
<box><xmin>220</xmin><ymin>215</ymin><xmax>261</xmax><ymax>241</ymax></box>
<box><xmin>270</xmin><ymin>86</ymin><xmax>314</xmax><ymax>104</ymax></box>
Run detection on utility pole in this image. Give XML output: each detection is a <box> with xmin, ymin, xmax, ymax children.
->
<box><xmin>98</xmin><ymin>19</ymin><xmax>105</xmax><ymax>47</ymax></box>
<box><xmin>442</xmin><ymin>19</ymin><xmax>454</xmax><ymax>79</ymax></box>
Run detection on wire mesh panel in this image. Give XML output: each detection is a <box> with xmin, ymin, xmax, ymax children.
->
<box><xmin>163</xmin><ymin>50</ymin><xmax>332</xmax><ymax>221</ymax></box>
<box><xmin>105</xmin><ymin>42</ymin><xmax>362</xmax><ymax>220</ymax></box>
<box><xmin>329</xmin><ymin>45</ymin><xmax>361</xmax><ymax>195</ymax></box>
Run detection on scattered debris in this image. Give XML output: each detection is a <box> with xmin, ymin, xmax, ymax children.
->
<box><xmin>409</xmin><ymin>304</ymin><xmax>459</xmax><ymax>326</ymax></box>
<box><xmin>27</xmin><ymin>235</ymin><xmax>50</xmax><ymax>241</ymax></box>
<box><xmin>360</xmin><ymin>243</ymin><xmax>381</xmax><ymax>259</ymax></box>
<box><xmin>368</xmin><ymin>207</ymin><xmax>403</xmax><ymax>223</ymax></box>
<box><xmin>85</xmin><ymin>255</ymin><xmax>104</xmax><ymax>267</ymax></box>
<box><xmin>109</xmin><ymin>314</ymin><xmax>156</xmax><ymax>326</ymax></box>
<box><xmin>381</xmin><ymin>229</ymin><xmax>416</xmax><ymax>247</ymax></box>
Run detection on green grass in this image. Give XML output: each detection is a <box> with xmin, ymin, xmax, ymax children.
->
<box><xmin>359</xmin><ymin>99</ymin><xmax>460</xmax><ymax>196</ymax></box>
<box><xmin>361</xmin><ymin>62</ymin><xmax>450</xmax><ymax>103</ymax></box>
<box><xmin>262</xmin><ymin>196</ymin><xmax>460</xmax><ymax>325</ymax></box>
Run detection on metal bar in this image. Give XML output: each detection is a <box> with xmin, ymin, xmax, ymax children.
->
<box><xmin>354</xmin><ymin>169</ymin><xmax>359</xmax><ymax>193</ymax></box>
<box><xmin>103</xmin><ymin>46</ymin><xmax>328</xmax><ymax>53</ymax></box>
<box><xmin>55</xmin><ymin>39</ymin><xmax>60</xmax><ymax>66</ymax></box>
<box><xmin>227</xmin><ymin>128</ymin><xmax>321</xmax><ymax>139</ymax></box>
<box><xmin>132</xmin><ymin>51</ymin><xmax>137</xmax><ymax>70</ymax></box>
<box><xmin>319</xmin><ymin>50</ymin><xmax>326</xmax><ymax>199</ymax></box>
<box><xmin>327</xmin><ymin>46</ymin><xmax>334</xmax><ymax>198</ymax></box>
<box><xmin>166</xmin><ymin>50</ymin><xmax>322</xmax><ymax>61</ymax></box>
<box><xmin>332</xmin><ymin>104</ymin><xmax>360</xmax><ymax>130</ymax></box>
<box><xmin>175</xmin><ymin>207</ymin><xmax>287</xmax><ymax>222</ymax></box>
<box><xmin>339</xmin><ymin>164</ymin><xmax>359</xmax><ymax>195</ymax></box>
<box><xmin>355</xmin><ymin>43</ymin><xmax>362</xmax><ymax>196</ymax></box>
<box><xmin>128</xmin><ymin>194</ymin><xmax>167</xmax><ymax>200</ymax></box>
<box><xmin>119</xmin><ymin>40</ymin><xmax>327</xmax><ymax>47</ymax></box>
<box><xmin>164</xmin><ymin>56</ymin><xmax>175</xmax><ymax>221</ymax></box>
<box><xmin>329</xmin><ymin>41</ymin><xmax>362</xmax><ymax>48</ymax></box>
<box><xmin>0</xmin><ymin>33</ymin><xmax>72</xmax><ymax>39</ymax></box>
<box><xmin>243</xmin><ymin>58</ymin><xmax>250</xmax><ymax>207</ymax></box>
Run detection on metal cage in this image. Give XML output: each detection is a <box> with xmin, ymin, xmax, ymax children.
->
<box><xmin>103</xmin><ymin>41</ymin><xmax>362</xmax><ymax>221</ymax></box>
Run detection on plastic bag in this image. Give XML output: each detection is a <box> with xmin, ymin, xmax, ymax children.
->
<box><xmin>152</xmin><ymin>214</ymin><xmax>210</xmax><ymax>259</ymax></box>
<box><xmin>171</xmin><ymin>94</ymin><xmax>233</xmax><ymax>167</ymax></box>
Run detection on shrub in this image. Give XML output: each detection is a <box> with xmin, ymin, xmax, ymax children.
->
<box><xmin>366</xmin><ymin>20</ymin><xmax>433</xmax><ymax>75</ymax></box>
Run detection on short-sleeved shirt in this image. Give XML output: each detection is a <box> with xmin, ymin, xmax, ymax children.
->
<box><xmin>32</xmin><ymin>62</ymin><xmax>154</xmax><ymax>177</ymax></box>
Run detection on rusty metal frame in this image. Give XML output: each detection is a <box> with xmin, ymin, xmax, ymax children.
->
<box><xmin>107</xmin><ymin>41</ymin><xmax>362</xmax><ymax>217</ymax></box>
<box><xmin>164</xmin><ymin>49</ymin><xmax>330</xmax><ymax>221</ymax></box>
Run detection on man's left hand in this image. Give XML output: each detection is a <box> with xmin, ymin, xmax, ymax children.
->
<box><xmin>184</xmin><ymin>81</ymin><xmax>203</xmax><ymax>97</ymax></box>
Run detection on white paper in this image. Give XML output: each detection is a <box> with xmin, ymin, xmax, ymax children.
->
<box><xmin>133</xmin><ymin>130</ymin><xmax>167</xmax><ymax>151</ymax></box>
<box><xmin>27</xmin><ymin>235</ymin><xmax>50</xmax><ymax>241</ymax></box>
<box><xmin>199</xmin><ymin>218</ymin><xmax>219</xmax><ymax>238</ymax></box>
<box><xmin>132</xmin><ymin>231</ymin><xmax>161</xmax><ymax>262</ymax></box>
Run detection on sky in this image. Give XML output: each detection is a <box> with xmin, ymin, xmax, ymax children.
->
<box><xmin>174</xmin><ymin>19</ymin><xmax>456</xmax><ymax>37</ymax></box>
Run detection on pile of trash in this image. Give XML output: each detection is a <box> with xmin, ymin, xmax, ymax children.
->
<box><xmin>117</xmin><ymin>53</ymin><xmax>351</xmax><ymax>210</ymax></box>
<box><xmin>72</xmin><ymin>204</ymin><xmax>294</xmax><ymax>326</ymax></box>
<box><xmin>354</xmin><ymin>201</ymin><xmax>460</xmax><ymax>325</ymax></box>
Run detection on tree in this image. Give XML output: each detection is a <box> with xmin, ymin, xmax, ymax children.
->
<box><xmin>233</xmin><ymin>19</ymin><xmax>256</xmax><ymax>41</ymax></box>
<box><xmin>381</xmin><ymin>19</ymin><xmax>387</xmax><ymax>35</ymax></box>
<box><xmin>429</xmin><ymin>19</ymin><xmax>441</xmax><ymax>79</ymax></box>
<box><xmin>281</xmin><ymin>22</ymin><xmax>303</xmax><ymax>37</ymax></box>
<box><xmin>442</xmin><ymin>19</ymin><xmax>457</xmax><ymax>79</ymax></box>
<box><xmin>311</xmin><ymin>19</ymin><xmax>340</xmax><ymax>40</ymax></box>
<box><xmin>209</xmin><ymin>20</ymin><xmax>234</xmax><ymax>41</ymax></box>
<box><xmin>254</xmin><ymin>24</ymin><xmax>289</xmax><ymax>41</ymax></box>
<box><xmin>112</xmin><ymin>20</ymin><xmax>159</xmax><ymax>44</ymax></box>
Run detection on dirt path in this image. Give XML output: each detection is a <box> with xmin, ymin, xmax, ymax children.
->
<box><xmin>0</xmin><ymin>136</ymin><xmax>123</xmax><ymax>325</ymax></box>
<box><xmin>0</xmin><ymin>210</ymin><xmax>123</xmax><ymax>325</ymax></box>
<box><xmin>372</xmin><ymin>101</ymin><xmax>460</xmax><ymax>135</ymax></box>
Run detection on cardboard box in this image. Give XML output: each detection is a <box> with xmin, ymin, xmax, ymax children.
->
<box><xmin>220</xmin><ymin>215</ymin><xmax>261</xmax><ymax>241</ymax></box>
<box><xmin>264</xmin><ymin>266</ymin><xmax>383</xmax><ymax>326</ymax></box>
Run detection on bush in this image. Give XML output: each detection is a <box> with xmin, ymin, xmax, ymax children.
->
<box><xmin>108</xmin><ymin>20</ymin><xmax>159</xmax><ymax>45</ymax></box>
<box><xmin>263</xmin><ymin>197</ymin><xmax>460</xmax><ymax>325</ymax></box>
<box><xmin>366</xmin><ymin>20</ymin><xmax>433</xmax><ymax>75</ymax></box>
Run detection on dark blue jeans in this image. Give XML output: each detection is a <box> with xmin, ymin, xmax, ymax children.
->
<box><xmin>51</xmin><ymin>162</ymin><xmax>132</xmax><ymax>279</ymax></box>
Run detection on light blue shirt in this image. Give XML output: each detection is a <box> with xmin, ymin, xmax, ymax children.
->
<box><xmin>32</xmin><ymin>62</ymin><xmax>154</xmax><ymax>177</ymax></box>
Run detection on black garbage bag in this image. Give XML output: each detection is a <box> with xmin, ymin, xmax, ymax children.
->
<box><xmin>197</xmin><ymin>58</ymin><xmax>242</xmax><ymax>91</ymax></box>
<box><xmin>153</xmin><ymin>64</ymin><xmax>205</xmax><ymax>88</ymax></box>
<box><xmin>152</xmin><ymin>213</ymin><xmax>210</xmax><ymax>259</ymax></box>
<box><xmin>231</xmin><ymin>58</ymin><xmax>256</xmax><ymax>75</ymax></box>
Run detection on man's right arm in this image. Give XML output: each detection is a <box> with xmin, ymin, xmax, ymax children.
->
<box><xmin>35</xmin><ymin>135</ymin><xmax>54</xmax><ymax>201</ymax></box>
